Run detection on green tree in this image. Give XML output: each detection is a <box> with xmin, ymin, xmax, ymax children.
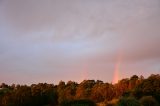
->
<box><xmin>31</xmin><ymin>83</ymin><xmax>58</xmax><ymax>106</ymax></box>
<box><xmin>57</xmin><ymin>81</ymin><xmax>66</xmax><ymax>104</ymax></box>
<box><xmin>12</xmin><ymin>85</ymin><xmax>32</xmax><ymax>106</ymax></box>
<box><xmin>129</xmin><ymin>75</ymin><xmax>139</xmax><ymax>90</ymax></box>
<box><xmin>133</xmin><ymin>74</ymin><xmax>160</xmax><ymax>102</ymax></box>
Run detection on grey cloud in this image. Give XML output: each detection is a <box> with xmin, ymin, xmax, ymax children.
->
<box><xmin>0</xmin><ymin>0</ymin><xmax>160</xmax><ymax>84</ymax></box>
<box><xmin>2</xmin><ymin>0</ymin><xmax>159</xmax><ymax>40</ymax></box>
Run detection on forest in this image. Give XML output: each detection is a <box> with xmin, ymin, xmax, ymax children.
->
<box><xmin>0</xmin><ymin>74</ymin><xmax>160</xmax><ymax>106</ymax></box>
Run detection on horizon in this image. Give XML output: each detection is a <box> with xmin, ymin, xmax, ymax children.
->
<box><xmin>0</xmin><ymin>74</ymin><xmax>156</xmax><ymax>86</ymax></box>
<box><xmin>0</xmin><ymin>0</ymin><xmax>160</xmax><ymax>85</ymax></box>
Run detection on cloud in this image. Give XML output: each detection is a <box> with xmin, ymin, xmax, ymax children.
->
<box><xmin>0</xmin><ymin>0</ymin><xmax>160</xmax><ymax>84</ymax></box>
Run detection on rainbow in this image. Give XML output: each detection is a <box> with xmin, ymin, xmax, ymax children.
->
<box><xmin>80</xmin><ymin>64</ymin><xmax>89</xmax><ymax>81</ymax></box>
<box><xmin>112</xmin><ymin>51</ymin><xmax>122</xmax><ymax>84</ymax></box>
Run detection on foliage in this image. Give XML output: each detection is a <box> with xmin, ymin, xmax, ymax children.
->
<box><xmin>75</xmin><ymin>80</ymin><xmax>95</xmax><ymax>99</ymax></box>
<box><xmin>91</xmin><ymin>82</ymin><xmax>115</xmax><ymax>102</ymax></box>
<box><xmin>106</xmin><ymin>99</ymin><xmax>118</xmax><ymax>106</ymax></box>
<box><xmin>117</xmin><ymin>97</ymin><xmax>140</xmax><ymax>106</ymax></box>
<box><xmin>133</xmin><ymin>74</ymin><xmax>160</xmax><ymax>102</ymax></box>
<box><xmin>0</xmin><ymin>74</ymin><xmax>159</xmax><ymax>106</ymax></box>
<box><xmin>60</xmin><ymin>99</ymin><xmax>96</xmax><ymax>106</ymax></box>
<box><xmin>139</xmin><ymin>96</ymin><xmax>159</xmax><ymax>106</ymax></box>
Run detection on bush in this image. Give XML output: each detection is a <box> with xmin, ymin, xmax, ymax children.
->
<box><xmin>106</xmin><ymin>99</ymin><xmax>118</xmax><ymax>106</ymax></box>
<box><xmin>60</xmin><ymin>99</ymin><xmax>96</xmax><ymax>106</ymax></box>
<box><xmin>117</xmin><ymin>97</ymin><xmax>140</xmax><ymax>106</ymax></box>
<box><xmin>139</xmin><ymin>96</ymin><xmax>159</xmax><ymax>106</ymax></box>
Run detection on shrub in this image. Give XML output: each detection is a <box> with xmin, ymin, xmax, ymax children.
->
<box><xmin>106</xmin><ymin>99</ymin><xmax>118</xmax><ymax>106</ymax></box>
<box><xmin>117</xmin><ymin>97</ymin><xmax>140</xmax><ymax>106</ymax></box>
<box><xmin>60</xmin><ymin>99</ymin><xmax>96</xmax><ymax>106</ymax></box>
<box><xmin>139</xmin><ymin>96</ymin><xmax>159</xmax><ymax>106</ymax></box>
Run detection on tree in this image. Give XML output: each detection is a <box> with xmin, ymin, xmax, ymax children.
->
<box><xmin>31</xmin><ymin>83</ymin><xmax>58</xmax><ymax>106</ymax></box>
<box><xmin>0</xmin><ymin>83</ymin><xmax>8</xmax><ymax>89</ymax></box>
<box><xmin>57</xmin><ymin>81</ymin><xmax>66</xmax><ymax>103</ymax></box>
<box><xmin>133</xmin><ymin>74</ymin><xmax>160</xmax><ymax>102</ymax></box>
<box><xmin>129</xmin><ymin>75</ymin><xmax>139</xmax><ymax>89</ymax></box>
<box><xmin>114</xmin><ymin>78</ymin><xmax>130</xmax><ymax>97</ymax></box>
<box><xmin>1</xmin><ymin>92</ymin><xmax>13</xmax><ymax>106</ymax></box>
<box><xmin>12</xmin><ymin>85</ymin><xmax>32</xmax><ymax>106</ymax></box>
<box><xmin>91</xmin><ymin>82</ymin><xmax>115</xmax><ymax>103</ymax></box>
<box><xmin>65</xmin><ymin>81</ymin><xmax>77</xmax><ymax>100</ymax></box>
<box><xmin>91</xmin><ymin>82</ymin><xmax>104</xmax><ymax>102</ymax></box>
<box><xmin>75</xmin><ymin>80</ymin><xmax>95</xmax><ymax>99</ymax></box>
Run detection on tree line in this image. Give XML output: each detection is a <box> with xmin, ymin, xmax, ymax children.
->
<box><xmin>0</xmin><ymin>74</ymin><xmax>160</xmax><ymax>106</ymax></box>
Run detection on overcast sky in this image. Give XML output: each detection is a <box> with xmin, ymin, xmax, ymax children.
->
<box><xmin>0</xmin><ymin>0</ymin><xmax>160</xmax><ymax>85</ymax></box>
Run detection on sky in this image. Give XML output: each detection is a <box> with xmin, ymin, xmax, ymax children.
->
<box><xmin>0</xmin><ymin>0</ymin><xmax>160</xmax><ymax>85</ymax></box>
